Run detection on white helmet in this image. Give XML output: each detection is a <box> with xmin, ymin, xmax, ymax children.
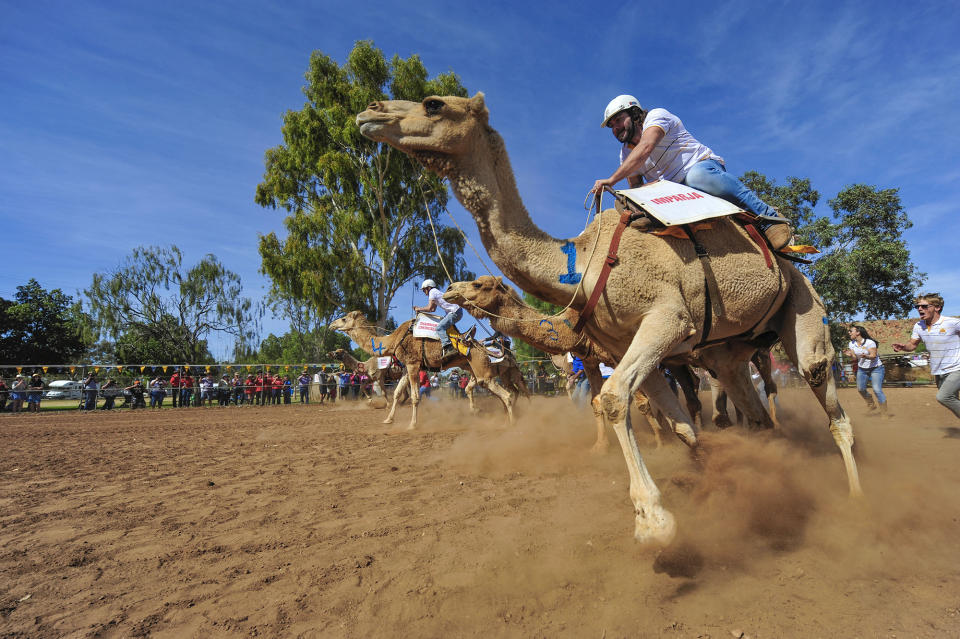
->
<box><xmin>601</xmin><ymin>94</ymin><xmax>641</xmax><ymax>127</ymax></box>
<box><xmin>421</xmin><ymin>278</ymin><xmax>436</xmax><ymax>290</ymax></box>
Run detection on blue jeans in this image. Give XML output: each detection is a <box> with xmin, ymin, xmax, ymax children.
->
<box><xmin>856</xmin><ymin>365</ymin><xmax>886</xmax><ymax>405</ymax></box>
<box><xmin>573</xmin><ymin>376</ymin><xmax>591</xmax><ymax>407</ymax></box>
<box><xmin>935</xmin><ymin>370</ymin><xmax>960</xmax><ymax>419</ymax></box>
<box><xmin>684</xmin><ymin>159</ymin><xmax>778</xmax><ymax>219</ymax></box>
<box><xmin>436</xmin><ymin>308</ymin><xmax>463</xmax><ymax>348</ymax></box>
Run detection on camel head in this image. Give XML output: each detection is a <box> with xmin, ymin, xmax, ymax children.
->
<box><xmin>444</xmin><ymin>276</ymin><xmax>515</xmax><ymax>318</ymax></box>
<box><xmin>329</xmin><ymin>310</ymin><xmax>369</xmax><ymax>333</ymax></box>
<box><xmin>327</xmin><ymin>349</ymin><xmax>347</xmax><ymax>361</ymax></box>
<box><xmin>356</xmin><ymin>93</ymin><xmax>490</xmax><ymax>177</ymax></box>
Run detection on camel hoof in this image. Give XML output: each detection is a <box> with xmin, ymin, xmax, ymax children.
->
<box><xmin>382</xmin><ymin>418</ymin><xmax>394</xmax><ymax>424</ymax></box>
<box><xmin>713</xmin><ymin>416</ymin><xmax>733</xmax><ymax>429</ymax></box>
<box><xmin>633</xmin><ymin>507</ymin><xmax>677</xmax><ymax>548</ymax></box>
<box><xmin>405</xmin><ymin>425</ymin><xmax>416</xmax><ymax>431</ymax></box>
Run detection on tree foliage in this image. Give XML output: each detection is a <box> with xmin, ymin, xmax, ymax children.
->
<box><xmin>741</xmin><ymin>172</ymin><xmax>925</xmax><ymax>349</ymax></box>
<box><xmin>255</xmin><ymin>41</ymin><xmax>474</xmax><ymax>328</ymax></box>
<box><xmin>0</xmin><ymin>279</ymin><xmax>90</xmax><ymax>364</ymax></box>
<box><xmin>85</xmin><ymin>246</ymin><xmax>256</xmax><ymax>363</ymax></box>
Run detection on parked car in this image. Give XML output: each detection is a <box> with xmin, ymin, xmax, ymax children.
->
<box><xmin>44</xmin><ymin>380</ymin><xmax>84</xmax><ymax>400</ymax></box>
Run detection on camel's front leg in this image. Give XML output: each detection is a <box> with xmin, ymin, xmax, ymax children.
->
<box><xmin>464</xmin><ymin>377</ymin><xmax>478</xmax><ymax>413</ymax></box>
<box><xmin>704</xmin><ymin>358</ymin><xmax>775</xmax><ymax>431</ymax></box>
<box><xmin>403</xmin><ymin>369</ymin><xmax>422</xmax><ymax>431</ymax></box>
<box><xmin>383</xmin><ymin>374</ymin><xmax>408</xmax><ymax>424</ymax></box>
<box><xmin>482</xmin><ymin>378</ymin><xmax>516</xmax><ymax>426</ymax></box>
<box><xmin>598</xmin><ymin>309</ymin><xmax>693</xmax><ymax>545</ymax></box>
<box><xmin>583</xmin><ymin>361</ymin><xmax>610</xmax><ymax>453</ymax></box>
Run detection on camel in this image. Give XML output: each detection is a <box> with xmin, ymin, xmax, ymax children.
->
<box><xmin>329</xmin><ymin>311</ymin><xmax>529</xmax><ymax>429</ymax></box>
<box><xmin>327</xmin><ymin>349</ymin><xmax>409</xmax><ymax>404</ymax></box>
<box><xmin>356</xmin><ymin>94</ymin><xmax>861</xmax><ymax>546</ymax></box>
<box><xmin>444</xmin><ymin>276</ymin><xmax>706</xmax><ymax>450</ymax></box>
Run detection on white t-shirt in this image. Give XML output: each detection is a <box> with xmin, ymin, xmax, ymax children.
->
<box><xmin>912</xmin><ymin>316</ymin><xmax>960</xmax><ymax>376</ymax></box>
<box><xmin>598</xmin><ymin>363</ymin><xmax>615</xmax><ymax>378</ymax></box>
<box><xmin>619</xmin><ymin>108</ymin><xmax>720</xmax><ymax>183</ymax></box>
<box><xmin>848</xmin><ymin>339</ymin><xmax>881</xmax><ymax>369</ymax></box>
<box><xmin>428</xmin><ymin>287</ymin><xmax>460</xmax><ymax>314</ymax></box>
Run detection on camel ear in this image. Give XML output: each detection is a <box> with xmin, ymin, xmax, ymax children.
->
<box><xmin>469</xmin><ymin>92</ymin><xmax>489</xmax><ymax>123</ymax></box>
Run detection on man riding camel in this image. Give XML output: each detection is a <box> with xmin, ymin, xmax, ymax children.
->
<box><xmin>590</xmin><ymin>95</ymin><xmax>786</xmax><ymax>241</ymax></box>
<box><xmin>414</xmin><ymin>278</ymin><xmax>463</xmax><ymax>358</ymax></box>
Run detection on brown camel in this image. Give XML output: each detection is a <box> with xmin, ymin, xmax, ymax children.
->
<box><xmin>357</xmin><ymin>94</ymin><xmax>861</xmax><ymax>546</ymax></box>
<box><xmin>444</xmin><ymin>276</ymin><xmax>705</xmax><ymax>450</ymax></box>
<box><xmin>329</xmin><ymin>311</ymin><xmax>528</xmax><ymax>429</ymax></box>
<box><xmin>327</xmin><ymin>349</ymin><xmax>409</xmax><ymax>404</ymax></box>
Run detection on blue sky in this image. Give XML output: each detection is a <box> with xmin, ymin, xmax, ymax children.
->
<box><xmin>2</xmin><ymin>1</ymin><xmax>958</xmax><ymax>359</ymax></box>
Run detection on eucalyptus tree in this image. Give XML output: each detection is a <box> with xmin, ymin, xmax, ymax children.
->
<box><xmin>256</xmin><ymin>41</ymin><xmax>474</xmax><ymax>328</ymax></box>
<box><xmin>85</xmin><ymin>245</ymin><xmax>256</xmax><ymax>363</ymax></box>
<box><xmin>741</xmin><ymin>172</ymin><xmax>924</xmax><ymax>348</ymax></box>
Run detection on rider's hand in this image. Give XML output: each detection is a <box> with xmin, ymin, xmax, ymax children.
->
<box><xmin>591</xmin><ymin>178</ymin><xmax>613</xmax><ymax>194</ymax></box>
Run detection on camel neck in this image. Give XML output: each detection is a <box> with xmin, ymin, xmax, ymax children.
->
<box><xmin>487</xmin><ymin>298</ymin><xmax>583</xmax><ymax>353</ymax></box>
<box><xmin>448</xmin><ymin>132</ymin><xmax>583</xmax><ymax>307</ymax></box>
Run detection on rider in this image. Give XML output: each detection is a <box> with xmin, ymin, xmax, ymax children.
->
<box><xmin>590</xmin><ymin>95</ymin><xmax>785</xmax><ymax>238</ymax></box>
<box><xmin>414</xmin><ymin>278</ymin><xmax>463</xmax><ymax>357</ymax></box>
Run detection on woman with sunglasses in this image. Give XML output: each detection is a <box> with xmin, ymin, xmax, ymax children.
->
<box><xmin>893</xmin><ymin>293</ymin><xmax>960</xmax><ymax>420</ymax></box>
<box><xmin>845</xmin><ymin>325</ymin><xmax>888</xmax><ymax>417</ymax></box>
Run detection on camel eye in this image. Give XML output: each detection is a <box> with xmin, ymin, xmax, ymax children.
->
<box><xmin>424</xmin><ymin>99</ymin><xmax>445</xmax><ymax>116</ymax></box>
<box><xmin>471</xmin><ymin>282</ymin><xmax>481</xmax><ymax>289</ymax></box>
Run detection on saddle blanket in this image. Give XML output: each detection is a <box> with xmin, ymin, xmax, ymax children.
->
<box><xmin>377</xmin><ymin>356</ymin><xmax>393</xmax><ymax>370</ymax></box>
<box><xmin>616</xmin><ymin>179</ymin><xmax>742</xmax><ymax>226</ymax></box>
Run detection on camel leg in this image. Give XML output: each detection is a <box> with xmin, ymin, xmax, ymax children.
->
<box><xmin>465</xmin><ymin>377</ymin><xmax>478</xmax><ymax>413</ymax></box>
<box><xmin>482</xmin><ymin>378</ymin><xmax>516</xmax><ymax>426</ymax></box>
<box><xmin>708</xmin><ymin>376</ymin><xmax>733</xmax><ymax>429</ymax></box>
<box><xmin>703</xmin><ymin>353</ymin><xmax>775</xmax><ymax>431</ymax></box>
<box><xmin>632</xmin><ymin>391</ymin><xmax>664</xmax><ymax>448</ymax></box>
<box><xmin>383</xmin><ymin>375</ymin><xmax>409</xmax><ymax>424</ymax></box>
<box><xmin>753</xmin><ymin>350</ymin><xmax>780</xmax><ymax>428</ymax></box>
<box><xmin>583</xmin><ymin>362</ymin><xmax>609</xmax><ymax>453</ymax></box>
<box><xmin>778</xmin><ymin>268</ymin><xmax>862</xmax><ymax>496</ymax></box>
<box><xmin>404</xmin><ymin>368</ymin><xmax>422</xmax><ymax>431</ymax></box>
<box><xmin>598</xmin><ymin>311</ymin><xmax>696</xmax><ymax>545</ymax></box>
<box><xmin>670</xmin><ymin>364</ymin><xmax>703</xmax><ymax>429</ymax></box>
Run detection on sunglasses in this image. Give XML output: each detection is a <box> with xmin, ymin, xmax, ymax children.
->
<box><xmin>915</xmin><ymin>304</ymin><xmax>932</xmax><ymax>310</ymax></box>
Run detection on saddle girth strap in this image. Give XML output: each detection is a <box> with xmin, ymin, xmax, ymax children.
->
<box><xmin>681</xmin><ymin>224</ymin><xmax>712</xmax><ymax>346</ymax></box>
<box><xmin>573</xmin><ymin>209</ymin><xmax>632</xmax><ymax>334</ymax></box>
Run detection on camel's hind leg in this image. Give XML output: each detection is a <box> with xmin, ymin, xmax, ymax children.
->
<box><xmin>778</xmin><ymin>269</ymin><xmax>862</xmax><ymax>496</ymax></box>
<box><xmin>464</xmin><ymin>377</ymin><xmax>479</xmax><ymax>414</ymax></box>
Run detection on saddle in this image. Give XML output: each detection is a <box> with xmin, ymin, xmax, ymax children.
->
<box><xmin>612</xmin><ymin>180</ymin><xmax>808</xmax><ymax>255</ymax></box>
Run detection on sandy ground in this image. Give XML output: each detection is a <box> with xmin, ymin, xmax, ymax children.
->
<box><xmin>2</xmin><ymin>387</ymin><xmax>960</xmax><ymax>638</ymax></box>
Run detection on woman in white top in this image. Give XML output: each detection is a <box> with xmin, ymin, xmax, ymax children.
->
<box><xmin>845</xmin><ymin>325</ymin><xmax>888</xmax><ymax>416</ymax></box>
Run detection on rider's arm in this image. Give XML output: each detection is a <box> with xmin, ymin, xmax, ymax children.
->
<box><xmin>593</xmin><ymin>126</ymin><xmax>665</xmax><ymax>192</ymax></box>
<box><xmin>892</xmin><ymin>337</ymin><xmax>921</xmax><ymax>352</ymax></box>
<box><xmin>414</xmin><ymin>299</ymin><xmax>438</xmax><ymax>313</ymax></box>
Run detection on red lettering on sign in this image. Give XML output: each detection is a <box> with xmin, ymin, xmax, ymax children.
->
<box><xmin>650</xmin><ymin>192</ymin><xmax>704</xmax><ymax>205</ymax></box>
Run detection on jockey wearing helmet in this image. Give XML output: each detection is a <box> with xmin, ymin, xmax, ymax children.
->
<box><xmin>414</xmin><ymin>278</ymin><xmax>463</xmax><ymax>357</ymax></box>
<box><xmin>590</xmin><ymin>95</ymin><xmax>783</xmax><ymax>230</ymax></box>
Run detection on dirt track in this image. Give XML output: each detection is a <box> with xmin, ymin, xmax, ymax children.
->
<box><xmin>2</xmin><ymin>388</ymin><xmax>960</xmax><ymax>638</ymax></box>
